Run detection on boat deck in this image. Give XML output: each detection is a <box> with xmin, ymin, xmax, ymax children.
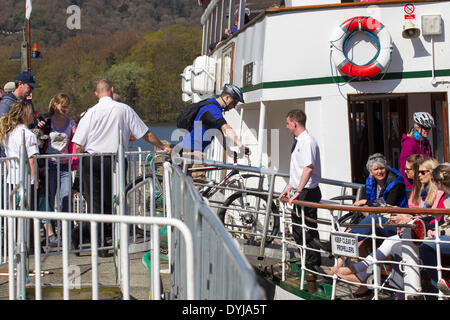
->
<box><xmin>241</xmin><ymin>239</ymin><xmax>395</xmax><ymax>300</ymax></box>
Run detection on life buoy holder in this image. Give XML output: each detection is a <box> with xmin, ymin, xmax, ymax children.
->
<box><xmin>330</xmin><ymin>16</ymin><xmax>392</xmax><ymax>79</ymax></box>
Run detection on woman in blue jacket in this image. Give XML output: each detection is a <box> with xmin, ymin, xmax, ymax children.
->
<box><xmin>349</xmin><ymin>153</ymin><xmax>408</xmax><ymax>241</ymax></box>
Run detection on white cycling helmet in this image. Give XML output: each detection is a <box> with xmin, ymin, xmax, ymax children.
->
<box><xmin>222</xmin><ymin>84</ymin><xmax>244</xmax><ymax>103</ymax></box>
<box><xmin>413</xmin><ymin>112</ymin><xmax>435</xmax><ymax>129</ymax></box>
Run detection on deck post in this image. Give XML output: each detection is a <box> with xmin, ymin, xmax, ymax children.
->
<box><xmin>402</xmin><ymin>224</ymin><xmax>422</xmax><ymax>299</ymax></box>
<box><xmin>118</xmin><ymin>133</ymin><xmax>130</xmax><ymax>300</ymax></box>
<box><xmin>257</xmin><ymin>101</ymin><xmax>266</xmax><ymax>167</ymax></box>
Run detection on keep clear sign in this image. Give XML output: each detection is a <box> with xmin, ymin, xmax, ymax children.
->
<box><xmin>331</xmin><ymin>232</ymin><xmax>359</xmax><ymax>258</ymax></box>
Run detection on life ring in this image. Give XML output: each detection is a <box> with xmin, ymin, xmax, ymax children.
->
<box><xmin>330</xmin><ymin>16</ymin><xmax>392</xmax><ymax>79</ymax></box>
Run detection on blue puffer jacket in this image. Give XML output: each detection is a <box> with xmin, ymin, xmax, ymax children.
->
<box><xmin>365</xmin><ymin>167</ymin><xmax>408</xmax><ymax>207</ymax></box>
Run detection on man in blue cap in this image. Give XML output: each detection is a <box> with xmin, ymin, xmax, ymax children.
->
<box><xmin>0</xmin><ymin>71</ymin><xmax>40</xmax><ymax>116</ymax></box>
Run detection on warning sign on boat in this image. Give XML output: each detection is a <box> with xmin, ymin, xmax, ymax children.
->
<box><xmin>404</xmin><ymin>3</ymin><xmax>415</xmax><ymax>19</ymax></box>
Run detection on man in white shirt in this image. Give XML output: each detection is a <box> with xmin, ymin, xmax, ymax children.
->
<box><xmin>281</xmin><ymin>109</ymin><xmax>322</xmax><ymax>270</ymax></box>
<box><xmin>72</xmin><ymin>79</ymin><xmax>171</xmax><ymax>255</ymax></box>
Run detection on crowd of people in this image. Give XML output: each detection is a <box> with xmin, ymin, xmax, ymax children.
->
<box><xmin>0</xmin><ymin>72</ymin><xmax>170</xmax><ymax>254</ymax></box>
<box><xmin>0</xmin><ymin>69</ymin><xmax>448</xmax><ymax>298</ymax></box>
<box><xmin>318</xmin><ymin>111</ymin><xmax>450</xmax><ymax>298</ymax></box>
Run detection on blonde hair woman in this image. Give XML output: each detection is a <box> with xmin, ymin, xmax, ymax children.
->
<box><xmin>0</xmin><ymin>101</ymin><xmax>39</xmax><ymax>188</ymax></box>
<box><xmin>417</xmin><ymin>158</ymin><xmax>443</xmax><ymax>208</ymax></box>
<box><xmin>420</xmin><ymin>163</ymin><xmax>450</xmax><ymax>295</ymax></box>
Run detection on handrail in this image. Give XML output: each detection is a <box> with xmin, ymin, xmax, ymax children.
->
<box><xmin>281</xmin><ymin>196</ymin><xmax>450</xmax><ymax>216</ymax></box>
<box><xmin>170</xmin><ymin>162</ymin><xmax>265</xmax><ymax>299</ymax></box>
<box><xmin>0</xmin><ymin>209</ymin><xmax>196</xmax><ymax>300</ymax></box>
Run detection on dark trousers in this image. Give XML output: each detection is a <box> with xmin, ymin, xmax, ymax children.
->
<box><xmin>291</xmin><ymin>186</ymin><xmax>322</xmax><ymax>267</ymax></box>
<box><xmin>78</xmin><ymin>155</ymin><xmax>114</xmax><ymax>245</ymax></box>
<box><xmin>82</xmin><ymin>155</ymin><xmax>113</xmax><ymax>215</ymax></box>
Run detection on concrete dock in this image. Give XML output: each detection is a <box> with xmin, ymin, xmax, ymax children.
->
<box><xmin>0</xmin><ymin>250</ymin><xmax>171</xmax><ymax>300</ymax></box>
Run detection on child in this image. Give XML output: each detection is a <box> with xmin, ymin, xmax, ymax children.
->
<box><xmin>0</xmin><ymin>101</ymin><xmax>39</xmax><ymax>202</ymax></box>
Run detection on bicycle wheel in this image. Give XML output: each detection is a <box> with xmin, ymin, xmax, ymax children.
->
<box><xmin>336</xmin><ymin>211</ymin><xmax>364</xmax><ymax>231</ymax></box>
<box><xmin>217</xmin><ymin>191</ymin><xmax>279</xmax><ymax>245</ymax></box>
<box><xmin>125</xmin><ymin>174</ymin><xmax>164</xmax><ymax>236</ymax></box>
<box><xmin>224</xmin><ymin>174</ymin><xmax>264</xmax><ymax>191</ymax></box>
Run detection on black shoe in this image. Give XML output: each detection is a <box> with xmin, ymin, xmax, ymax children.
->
<box><xmin>71</xmin><ymin>227</ymin><xmax>80</xmax><ymax>256</ymax></box>
<box><xmin>47</xmin><ymin>235</ymin><xmax>59</xmax><ymax>248</ymax></box>
<box><xmin>353</xmin><ymin>286</ymin><xmax>372</xmax><ymax>298</ymax></box>
<box><xmin>313</xmin><ymin>239</ymin><xmax>331</xmax><ymax>252</ymax></box>
<box><xmin>98</xmin><ymin>249</ymin><xmax>111</xmax><ymax>258</ymax></box>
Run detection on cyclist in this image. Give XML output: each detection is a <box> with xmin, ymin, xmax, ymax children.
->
<box><xmin>400</xmin><ymin>112</ymin><xmax>434</xmax><ymax>194</ymax></box>
<box><xmin>175</xmin><ymin>84</ymin><xmax>248</xmax><ymax>181</ymax></box>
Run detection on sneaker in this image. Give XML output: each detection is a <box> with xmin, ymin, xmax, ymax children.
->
<box><xmin>438</xmin><ymin>278</ymin><xmax>450</xmax><ymax>295</ymax></box>
<box><xmin>47</xmin><ymin>235</ymin><xmax>59</xmax><ymax>248</ymax></box>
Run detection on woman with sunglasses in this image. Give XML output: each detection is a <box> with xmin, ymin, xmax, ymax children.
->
<box><xmin>402</xmin><ymin>157</ymin><xmax>445</xmax><ymax>235</ymax></box>
<box><xmin>419</xmin><ymin>163</ymin><xmax>450</xmax><ymax>295</ymax></box>
<box><xmin>400</xmin><ymin>112</ymin><xmax>434</xmax><ymax>195</ymax></box>
<box><xmin>404</xmin><ymin>154</ymin><xmax>425</xmax><ymax>199</ymax></box>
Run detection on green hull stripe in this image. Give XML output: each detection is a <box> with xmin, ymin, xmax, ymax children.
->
<box><xmin>242</xmin><ymin>69</ymin><xmax>450</xmax><ymax>93</ymax></box>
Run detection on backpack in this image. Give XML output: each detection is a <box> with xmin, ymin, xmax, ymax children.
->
<box><xmin>176</xmin><ymin>99</ymin><xmax>211</xmax><ymax>132</ymax></box>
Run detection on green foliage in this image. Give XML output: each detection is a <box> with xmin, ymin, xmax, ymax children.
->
<box><xmin>0</xmin><ymin>0</ymin><xmax>202</xmax><ymax>47</ymax></box>
<box><xmin>0</xmin><ymin>24</ymin><xmax>202</xmax><ymax>124</ymax></box>
<box><xmin>104</xmin><ymin>62</ymin><xmax>149</xmax><ymax>107</ymax></box>
<box><xmin>0</xmin><ymin>0</ymin><xmax>203</xmax><ymax>124</ymax></box>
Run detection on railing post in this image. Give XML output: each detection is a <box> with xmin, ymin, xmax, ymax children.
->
<box><xmin>238</xmin><ymin>0</ymin><xmax>247</xmax><ymax>30</ymax></box>
<box><xmin>117</xmin><ymin>133</ymin><xmax>130</xmax><ymax>300</ymax></box>
<box><xmin>402</xmin><ymin>221</ymin><xmax>422</xmax><ymax>299</ymax></box>
<box><xmin>17</xmin><ymin>130</ymin><xmax>27</xmax><ymax>300</ymax></box>
<box><xmin>149</xmin><ymin>178</ymin><xmax>161</xmax><ymax>300</ymax></box>
<box><xmin>163</xmin><ymin>162</ymin><xmax>173</xmax><ymax>274</ymax></box>
<box><xmin>258</xmin><ymin>173</ymin><xmax>276</xmax><ymax>258</ymax></box>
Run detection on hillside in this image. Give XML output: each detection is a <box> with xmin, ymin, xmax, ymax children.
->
<box><xmin>0</xmin><ymin>0</ymin><xmax>202</xmax><ymax>47</ymax></box>
<box><xmin>0</xmin><ymin>1</ymin><xmax>204</xmax><ymax>123</ymax></box>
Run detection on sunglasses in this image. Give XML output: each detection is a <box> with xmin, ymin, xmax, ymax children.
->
<box><xmin>418</xmin><ymin>170</ymin><xmax>430</xmax><ymax>175</ymax></box>
<box><xmin>404</xmin><ymin>168</ymin><xmax>413</xmax><ymax>172</ymax></box>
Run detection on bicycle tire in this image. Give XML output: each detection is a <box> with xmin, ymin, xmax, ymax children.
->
<box><xmin>337</xmin><ymin>211</ymin><xmax>364</xmax><ymax>229</ymax></box>
<box><xmin>223</xmin><ymin>174</ymin><xmax>263</xmax><ymax>190</ymax></box>
<box><xmin>125</xmin><ymin>174</ymin><xmax>164</xmax><ymax>194</ymax></box>
<box><xmin>217</xmin><ymin>191</ymin><xmax>279</xmax><ymax>245</ymax></box>
<box><xmin>125</xmin><ymin>174</ymin><xmax>164</xmax><ymax>237</ymax></box>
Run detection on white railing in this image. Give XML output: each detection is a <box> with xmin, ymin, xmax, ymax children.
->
<box><xmin>0</xmin><ymin>209</ymin><xmax>194</xmax><ymax>300</ymax></box>
<box><xmin>166</xmin><ymin>158</ymin><xmax>266</xmax><ymax>299</ymax></box>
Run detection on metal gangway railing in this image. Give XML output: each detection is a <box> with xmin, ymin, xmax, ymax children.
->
<box><xmin>172</xmin><ymin>155</ymin><xmax>450</xmax><ymax>300</ymax></box>
<box><xmin>282</xmin><ymin>200</ymin><xmax>450</xmax><ymax>300</ymax></box>
<box><xmin>0</xmin><ymin>132</ymin><xmax>197</xmax><ymax>300</ymax></box>
<box><xmin>0</xmin><ymin>130</ymin><xmax>272</xmax><ymax>300</ymax></box>
<box><xmin>164</xmin><ymin>158</ymin><xmax>266</xmax><ymax>299</ymax></box>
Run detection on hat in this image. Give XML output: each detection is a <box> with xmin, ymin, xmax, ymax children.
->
<box><xmin>3</xmin><ymin>82</ymin><xmax>15</xmax><ymax>93</ymax></box>
<box><xmin>16</xmin><ymin>71</ymin><xmax>40</xmax><ymax>88</ymax></box>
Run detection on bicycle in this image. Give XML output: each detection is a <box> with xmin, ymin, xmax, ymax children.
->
<box><xmin>125</xmin><ymin>150</ymin><xmax>280</xmax><ymax>245</ymax></box>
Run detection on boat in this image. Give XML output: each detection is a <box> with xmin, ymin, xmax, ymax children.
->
<box><xmin>177</xmin><ymin>0</ymin><xmax>450</xmax><ymax>300</ymax></box>
<box><xmin>1</xmin><ymin>0</ymin><xmax>449</xmax><ymax>302</ymax></box>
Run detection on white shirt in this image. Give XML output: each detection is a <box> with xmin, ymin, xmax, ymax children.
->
<box><xmin>289</xmin><ymin>130</ymin><xmax>321</xmax><ymax>189</ymax></box>
<box><xmin>72</xmin><ymin>97</ymin><xmax>149</xmax><ymax>153</ymax></box>
<box><xmin>4</xmin><ymin>124</ymin><xmax>39</xmax><ymax>184</ymax></box>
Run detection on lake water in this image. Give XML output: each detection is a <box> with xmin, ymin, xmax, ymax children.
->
<box><xmin>128</xmin><ymin>125</ymin><xmax>178</xmax><ymax>151</ymax></box>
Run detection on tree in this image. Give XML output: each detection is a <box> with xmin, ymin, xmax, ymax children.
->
<box><xmin>104</xmin><ymin>62</ymin><xmax>149</xmax><ymax>107</ymax></box>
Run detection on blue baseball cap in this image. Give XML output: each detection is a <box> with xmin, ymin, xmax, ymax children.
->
<box><xmin>16</xmin><ymin>71</ymin><xmax>40</xmax><ymax>88</ymax></box>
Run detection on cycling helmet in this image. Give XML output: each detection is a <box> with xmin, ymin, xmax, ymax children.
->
<box><xmin>413</xmin><ymin>112</ymin><xmax>435</xmax><ymax>129</ymax></box>
<box><xmin>222</xmin><ymin>84</ymin><xmax>244</xmax><ymax>103</ymax></box>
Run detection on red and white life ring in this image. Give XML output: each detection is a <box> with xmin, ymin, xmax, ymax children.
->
<box><xmin>330</xmin><ymin>16</ymin><xmax>392</xmax><ymax>79</ymax></box>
